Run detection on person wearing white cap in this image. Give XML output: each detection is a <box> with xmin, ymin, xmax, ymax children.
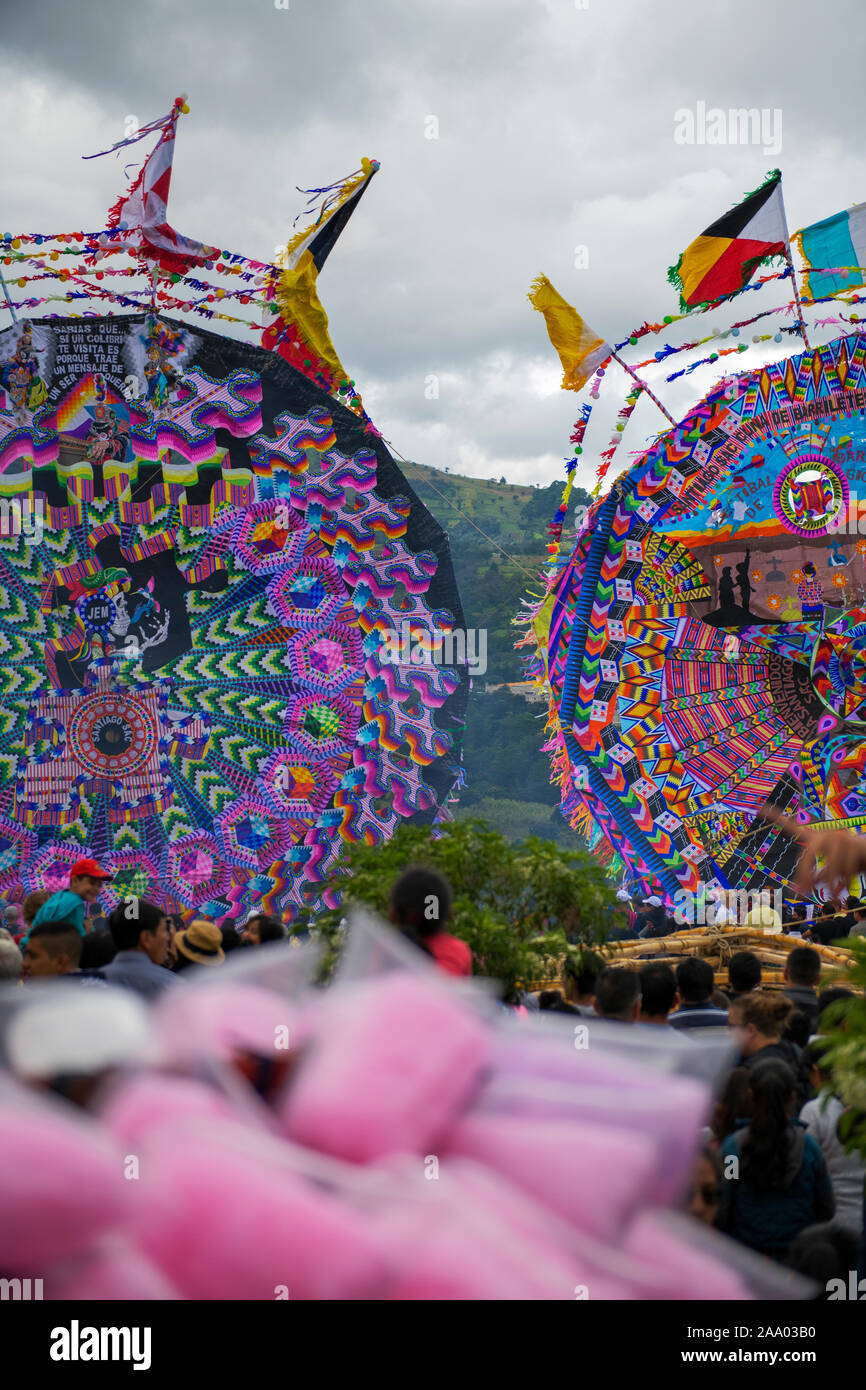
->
<box><xmin>613</xmin><ymin>888</ymin><xmax>634</xmax><ymax>932</ymax></box>
<box><xmin>6</xmin><ymin>988</ymin><xmax>151</xmax><ymax>1104</ymax></box>
<box><xmin>638</xmin><ymin>897</ymin><xmax>671</xmax><ymax>939</ymax></box>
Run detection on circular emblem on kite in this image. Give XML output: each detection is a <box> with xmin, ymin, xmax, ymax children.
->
<box><xmin>773</xmin><ymin>455</ymin><xmax>848</xmax><ymax>537</ymax></box>
<box><xmin>75</xmin><ymin>590</ymin><xmax>118</xmax><ymax>640</ymax></box>
<box><xmin>69</xmin><ymin>694</ymin><xmax>156</xmax><ymax>776</ymax></box>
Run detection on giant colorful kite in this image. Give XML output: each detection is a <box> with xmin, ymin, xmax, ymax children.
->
<box><xmin>0</xmin><ymin>101</ymin><xmax>467</xmax><ymax>920</ymax></box>
<box><xmin>522</xmin><ymin>176</ymin><xmax>866</xmax><ymax>902</ymax></box>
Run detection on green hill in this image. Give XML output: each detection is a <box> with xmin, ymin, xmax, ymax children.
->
<box><xmin>401</xmin><ymin>460</ymin><xmax>588</xmax><ymax>683</ymax></box>
<box><xmin>400</xmin><ymin>460</ymin><xmax>591</xmax><ymax>844</ymax></box>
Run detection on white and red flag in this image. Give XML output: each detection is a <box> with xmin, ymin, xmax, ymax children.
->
<box><xmin>86</xmin><ymin>97</ymin><xmax>216</xmax><ymax>274</ymax></box>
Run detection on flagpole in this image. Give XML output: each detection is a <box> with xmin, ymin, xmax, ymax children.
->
<box><xmin>785</xmin><ymin>242</ymin><xmax>811</xmax><ymax>350</ymax></box>
<box><xmin>0</xmin><ymin>266</ymin><xmax>18</xmax><ymax>324</ymax></box>
<box><xmin>779</xmin><ymin>184</ymin><xmax>811</xmax><ymax>350</ymax></box>
<box><xmin>609</xmin><ymin>349</ymin><xmax>676</xmax><ymax>425</ymax></box>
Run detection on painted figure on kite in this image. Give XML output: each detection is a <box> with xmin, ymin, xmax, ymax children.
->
<box><xmin>1</xmin><ymin>320</ymin><xmax>47</xmax><ymax>421</ymax></box>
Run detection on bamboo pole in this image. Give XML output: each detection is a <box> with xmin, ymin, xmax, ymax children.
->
<box><xmin>610</xmin><ymin>349</ymin><xmax>677</xmax><ymax>424</ymax></box>
<box><xmin>529</xmin><ymin>926</ymin><xmax>854</xmax><ymax>994</ymax></box>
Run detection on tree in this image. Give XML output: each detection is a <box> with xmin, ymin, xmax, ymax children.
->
<box><xmin>815</xmin><ymin>937</ymin><xmax>866</xmax><ymax>1159</ymax></box>
<box><xmin>294</xmin><ymin>818</ymin><xmax>619</xmax><ymax>996</ymax></box>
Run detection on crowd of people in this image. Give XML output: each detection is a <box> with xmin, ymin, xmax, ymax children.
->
<box><xmin>533</xmin><ymin>934</ymin><xmax>865</xmax><ymax>1281</ymax></box>
<box><xmin>614</xmin><ymin>888</ymin><xmax>866</xmax><ymax>943</ymax></box>
<box><xmin>0</xmin><ymin>857</ymin><xmax>292</xmax><ymax>998</ymax></box>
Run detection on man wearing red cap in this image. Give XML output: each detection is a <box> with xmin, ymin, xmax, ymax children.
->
<box><xmin>32</xmin><ymin>857</ymin><xmax>113</xmax><ymax>937</ymax></box>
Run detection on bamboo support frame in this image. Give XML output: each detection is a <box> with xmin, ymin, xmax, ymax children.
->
<box><xmin>527</xmin><ymin>927</ymin><xmax>853</xmax><ymax>994</ymax></box>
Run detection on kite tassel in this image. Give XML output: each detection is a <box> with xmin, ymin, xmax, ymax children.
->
<box><xmin>739</xmin><ymin>167</ymin><xmax>782</xmax><ymax>203</ymax></box>
<box><xmin>526</xmin><ymin>273</ymin><xmax>550</xmax><ymax>308</ymax></box>
<box><xmin>667</xmin><ymin>254</ymin><xmax>687</xmax><ymax>313</ymax></box>
<box><xmin>280</xmin><ymin>159</ymin><xmax>379</xmax><ymax>263</ymax></box>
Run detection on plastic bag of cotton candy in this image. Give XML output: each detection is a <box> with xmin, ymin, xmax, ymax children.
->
<box><xmin>0</xmin><ymin>920</ymin><xmax>812</xmax><ymax>1300</ymax></box>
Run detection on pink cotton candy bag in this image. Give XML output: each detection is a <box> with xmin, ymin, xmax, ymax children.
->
<box><xmin>368</xmin><ymin>1157</ymin><xmax>637</xmax><ymax>1300</ymax></box>
<box><xmin>0</xmin><ymin>1087</ymin><xmax>129</xmax><ymax>1266</ymax></box>
<box><xmin>153</xmin><ymin>982</ymin><xmax>305</xmax><ymax>1066</ymax></box>
<box><xmin>623</xmin><ymin>1211</ymin><xmax>751</xmax><ymax>1300</ymax></box>
<box><xmin>478</xmin><ymin>1036</ymin><xmax>710</xmax><ymax>1204</ymax></box>
<box><xmin>281</xmin><ymin>972</ymin><xmax>492</xmax><ymax>1161</ymax></box>
<box><xmin>446</xmin><ymin>1111</ymin><xmax>657</xmax><ymax>1241</ymax></box>
<box><xmin>98</xmin><ymin>1073</ymin><xmax>237</xmax><ymax>1148</ymax></box>
<box><xmin>128</xmin><ymin>1121</ymin><xmax>393</xmax><ymax>1299</ymax></box>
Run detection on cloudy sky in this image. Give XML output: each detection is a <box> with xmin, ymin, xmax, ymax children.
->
<box><xmin>2</xmin><ymin>0</ymin><xmax>865</xmax><ymax>488</ymax></box>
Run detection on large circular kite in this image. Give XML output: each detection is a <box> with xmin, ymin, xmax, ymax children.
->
<box><xmin>0</xmin><ymin>312</ymin><xmax>467</xmax><ymax>920</ymax></box>
<box><xmin>531</xmin><ymin>333</ymin><xmax>866</xmax><ymax>901</ymax></box>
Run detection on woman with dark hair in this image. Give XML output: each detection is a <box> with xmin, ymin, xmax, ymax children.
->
<box><xmin>388</xmin><ymin>865</ymin><xmax>472</xmax><ymax>977</ymax></box>
<box><xmin>717</xmin><ymin>1059</ymin><xmax>835</xmax><ymax>1258</ymax></box>
<box><xmin>686</xmin><ymin>1145</ymin><xmax>722</xmax><ymax>1227</ymax></box>
<box><xmin>710</xmin><ymin>1066</ymin><xmax>752</xmax><ymax>1148</ymax></box>
<box><xmin>241</xmin><ymin>914</ymin><xmax>286</xmax><ymax>947</ymax></box>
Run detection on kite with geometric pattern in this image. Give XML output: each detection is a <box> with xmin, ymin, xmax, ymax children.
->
<box><xmin>521</xmin><ymin>331</ymin><xmax>866</xmax><ymax>901</ymax></box>
<box><xmin>0</xmin><ymin>312</ymin><xmax>468</xmax><ymax>921</ymax></box>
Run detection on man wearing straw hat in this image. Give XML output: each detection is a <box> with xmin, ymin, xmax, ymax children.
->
<box><xmin>173</xmin><ymin>918</ymin><xmax>225</xmax><ymax>970</ymax></box>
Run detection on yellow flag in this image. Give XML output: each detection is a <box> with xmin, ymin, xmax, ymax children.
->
<box><xmin>528</xmin><ymin>274</ymin><xmax>611</xmax><ymax>392</ymax></box>
<box><xmin>274</xmin><ymin>253</ymin><xmax>349</xmax><ymax>389</ymax></box>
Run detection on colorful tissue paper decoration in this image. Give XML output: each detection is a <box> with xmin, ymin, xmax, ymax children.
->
<box><xmin>521</xmin><ymin>330</ymin><xmax>866</xmax><ymax>899</ymax></box>
<box><xmin>0</xmin><ymin>312</ymin><xmax>467</xmax><ymax>921</ymax></box>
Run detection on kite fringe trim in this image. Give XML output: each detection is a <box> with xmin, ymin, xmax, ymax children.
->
<box><xmin>666</xmin><ymin>251</ymin><xmax>687</xmax><ymax>308</ymax></box>
<box><xmin>741</xmin><ymin>167</ymin><xmax>782</xmax><ymax>203</ymax></box>
<box><xmin>280</xmin><ymin>159</ymin><xmax>376</xmax><ymax>265</ymax></box>
<box><xmin>526</xmin><ymin>272</ymin><xmax>549</xmax><ymax>304</ymax></box>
